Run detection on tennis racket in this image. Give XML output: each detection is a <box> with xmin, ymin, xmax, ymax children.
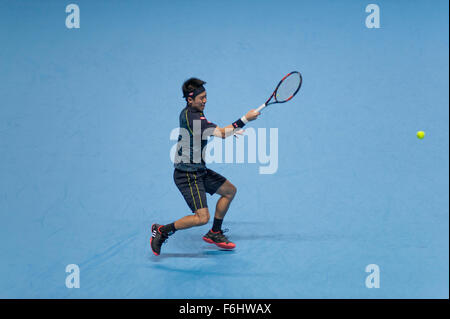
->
<box><xmin>256</xmin><ymin>71</ymin><xmax>302</xmax><ymax>112</ymax></box>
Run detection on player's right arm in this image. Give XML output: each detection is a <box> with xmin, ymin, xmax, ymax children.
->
<box><xmin>212</xmin><ymin>109</ymin><xmax>260</xmax><ymax>139</ymax></box>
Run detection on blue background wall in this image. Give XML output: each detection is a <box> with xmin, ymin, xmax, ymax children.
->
<box><xmin>0</xmin><ymin>0</ymin><xmax>448</xmax><ymax>298</ymax></box>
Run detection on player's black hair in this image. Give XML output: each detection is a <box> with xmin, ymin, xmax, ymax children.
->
<box><xmin>182</xmin><ymin>78</ymin><xmax>206</xmax><ymax>100</ymax></box>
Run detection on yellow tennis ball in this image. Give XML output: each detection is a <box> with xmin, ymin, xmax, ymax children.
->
<box><xmin>417</xmin><ymin>131</ymin><xmax>425</xmax><ymax>139</ymax></box>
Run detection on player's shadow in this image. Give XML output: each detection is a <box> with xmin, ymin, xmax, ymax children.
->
<box><xmin>150</xmin><ymin>261</ymin><xmax>267</xmax><ymax>278</ymax></box>
<box><xmin>230</xmin><ymin>233</ymin><xmax>345</xmax><ymax>242</ymax></box>
<box><xmin>179</xmin><ymin>229</ymin><xmax>305</xmax><ymax>243</ymax></box>
<box><xmin>149</xmin><ymin>249</ymin><xmax>234</xmax><ymax>262</ymax></box>
<box><xmin>202</xmin><ymin>249</ymin><xmax>235</xmax><ymax>255</ymax></box>
<box><xmin>149</xmin><ymin>252</ymin><xmax>206</xmax><ymax>261</ymax></box>
<box><xmin>229</xmin><ymin>233</ymin><xmax>303</xmax><ymax>241</ymax></box>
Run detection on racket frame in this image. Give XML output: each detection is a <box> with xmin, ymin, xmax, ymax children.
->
<box><xmin>256</xmin><ymin>71</ymin><xmax>302</xmax><ymax>112</ymax></box>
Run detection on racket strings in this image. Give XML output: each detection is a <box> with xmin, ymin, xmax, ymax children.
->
<box><xmin>275</xmin><ymin>73</ymin><xmax>301</xmax><ymax>102</ymax></box>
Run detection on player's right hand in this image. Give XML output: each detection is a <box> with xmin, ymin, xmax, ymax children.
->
<box><xmin>245</xmin><ymin>109</ymin><xmax>260</xmax><ymax>121</ymax></box>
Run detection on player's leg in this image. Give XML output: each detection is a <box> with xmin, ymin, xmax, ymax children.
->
<box><xmin>202</xmin><ymin>170</ymin><xmax>237</xmax><ymax>249</ymax></box>
<box><xmin>213</xmin><ymin>180</ymin><xmax>237</xmax><ymax>222</ymax></box>
<box><xmin>151</xmin><ymin>208</ymin><xmax>210</xmax><ymax>256</ymax></box>
<box><xmin>151</xmin><ymin>169</ymin><xmax>209</xmax><ymax>255</ymax></box>
<box><xmin>174</xmin><ymin>207</ymin><xmax>210</xmax><ymax>230</ymax></box>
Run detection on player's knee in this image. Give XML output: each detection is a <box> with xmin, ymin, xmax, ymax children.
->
<box><xmin>231</xmin><ymin>184</ymin><xmax>237</xmax><ymax>196</ymax></box>
<box><xmin>227</xmin><ymin>184</ymin><xmax>237</xmax><ymax>199</ymax></box>
<box><xmin>195</xmin><ymin>209</ymin><xmax>210</xmax><ymax>225</ymax></box>
<box><xmin>198</xmin><ymin>215</ymin><xmax>210</xmax><ymax>225</ymax></box>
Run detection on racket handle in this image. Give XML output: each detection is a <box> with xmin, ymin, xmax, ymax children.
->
<box><xmin>255</xmin><ymin>103</ymin><xmax>267</xmax><ymax>112</ymax></box>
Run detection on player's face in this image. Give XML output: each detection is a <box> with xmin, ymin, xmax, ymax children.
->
<box><xmin>190</xmin><ymin>92</ymin><xmax>207</xmax><ymax>111</ymax></box>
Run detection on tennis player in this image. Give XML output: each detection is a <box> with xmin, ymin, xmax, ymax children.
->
<box><xmin>150</xmin><ymin>78</ymin><xmax>260</xmax><ymax>255</ymax></box>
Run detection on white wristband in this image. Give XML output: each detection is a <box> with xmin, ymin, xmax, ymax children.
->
<box><xmin>241</xmin><ymin>116</ymin><xmax>249</xmax><ymax>124</ymax></box>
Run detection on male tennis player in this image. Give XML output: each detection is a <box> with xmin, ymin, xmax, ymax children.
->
<box><xmin>150</xmin><ymin>78</ymin><xmax>260</xmax><ymax>255</ymax></box>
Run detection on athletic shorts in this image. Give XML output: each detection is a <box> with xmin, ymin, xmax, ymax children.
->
<box><xmin>173</xmin><ymin>168</ymin><xmax>227</xmax><ymax>213</ymax></box>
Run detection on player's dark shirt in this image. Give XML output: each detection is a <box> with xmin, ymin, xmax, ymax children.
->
<box><xmin>174</xmin><ymin>105</ymin><xmax>217</xmax><ymax>172</ymax></box>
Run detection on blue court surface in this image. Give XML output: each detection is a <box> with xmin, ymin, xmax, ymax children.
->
<box><xmin>0</xmin><ymin>0</ymin><xmax>448</xmax><ymax>298</ymax></box>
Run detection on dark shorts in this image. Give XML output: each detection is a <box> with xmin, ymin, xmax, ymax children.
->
<box><xmin>173</xmin><ymin>168</ymin><xmax>227</xmax><ymax>213</ymax></box>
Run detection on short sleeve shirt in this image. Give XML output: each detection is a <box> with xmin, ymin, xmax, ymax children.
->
<box><xmin>174</xmin><ymin>105</ymin><xmax>217</xmax><ymax>172</ymax></box>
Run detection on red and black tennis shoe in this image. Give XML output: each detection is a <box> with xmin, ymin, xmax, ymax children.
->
<box><xmin>150</xmin><ymin>224</ymin><xmax>169</xmax><ymax>256</ymax></box>
<box><xmin>202</xmin><ymin>229</ymin><xmax>236</xmax><ymax>249</ymax></box>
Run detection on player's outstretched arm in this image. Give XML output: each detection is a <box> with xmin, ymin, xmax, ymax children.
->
<box><xmin>213</xmin><ymin>109</ymin><xmax>260</xmax><ymax>139</ymax></box>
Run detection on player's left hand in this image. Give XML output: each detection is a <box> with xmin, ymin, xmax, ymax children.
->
<box><xmin>233</xmin><ymin>129</ymin><xmax>245</xmax><ymax>138</ymax></box>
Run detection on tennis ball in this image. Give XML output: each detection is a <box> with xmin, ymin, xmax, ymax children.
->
<box><xmin>417</xmin><ymin>131</ymin><xmax>425</xmax><ymax>139</ymax></box>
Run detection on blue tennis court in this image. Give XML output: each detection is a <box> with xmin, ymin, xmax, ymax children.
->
<box><xmin>0</xmin><ymin>0</ymin><xmax>448</xmax><ymax>298</ymax></box>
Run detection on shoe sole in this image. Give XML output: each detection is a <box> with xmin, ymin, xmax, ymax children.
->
<box><xmin>202</xmin><ymin>236</ymin><xmax>236</xmax><ymax>250</ymax></box>
<box><xmin>150</xmin><ymin>224</ymin><xmax>160</xmax><ymax>256</ymax></box>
